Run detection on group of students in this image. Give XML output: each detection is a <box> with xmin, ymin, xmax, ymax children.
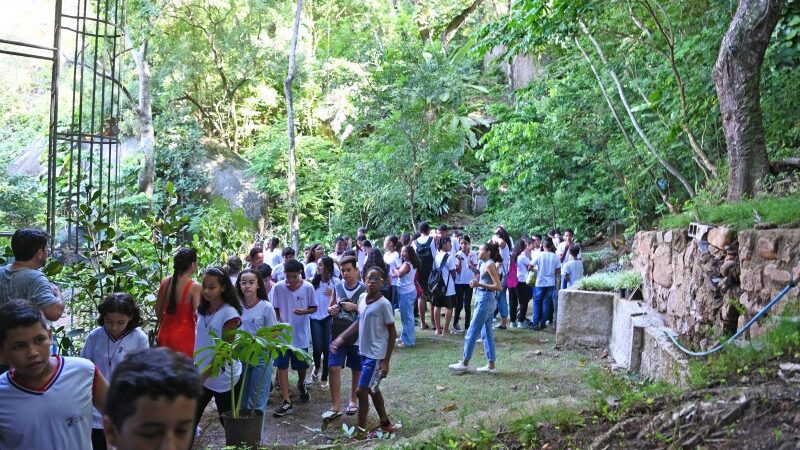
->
<box><xmin>0</xmin><ymin>222</ymin><xmax>586</xmax><ymax>449</ymax></box>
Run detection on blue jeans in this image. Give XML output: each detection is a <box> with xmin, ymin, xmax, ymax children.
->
<box><xmin>310</xmin><ymin>317</ymin><xmax>332</xmax><ymax>381</ymax></box>
<box><xmin>240</xmin><ymin>358</ymin><xmax>272</xmax><ymax>414</ymax></box>
<box><xmin>493</xmin><ymin>284</ymin><xmax>509</xmax><ymax>319</ymax></box>
<box><xmin>463</xmin><ymin>289</ymin><xmax>497</xmax><ymax>363</ymax></box>
<box><xmin>397</xmin><ymin>290</ymin><xmax>416</xmax><ymax>346</ymax></box>
<box><xmin>533</xmin><ymin>286</ymin><xmax>556</xmax><ymax>327</ymax></box>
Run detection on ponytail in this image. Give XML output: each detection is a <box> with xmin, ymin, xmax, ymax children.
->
<box><xmin>167</xmin><ymin>248</ymin><xmax>197</xmax><ymax>314</ymax></box>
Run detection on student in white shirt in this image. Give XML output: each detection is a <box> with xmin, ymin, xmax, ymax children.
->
<box><xmin>393</xmin><ymin>245</ymin><xmax>420</xmax><ymax>347</ymax></box>
<box><xmin>453</xmin><ymin>235</ymin><xmax>478</xmax><ymax>332</ymax></box>
<box><xmin>383</xmin><ymin>236</ymin><xmax>402</xmax><ymax>310</ymax></box>
<box><xmin>530</xmin><ymin>239</ymin><xmax>561</xmax><ymax>330</ymax></box>
<box><xmin>265</xmin><ymin>238</ymin><xmax>283</xmax><ymax>268</ymax></box>
<box><xmin>510</xmin><ymin>239</ymin><xmax>532</xmax><ymax>328</ymax></box>
<box><xmin>562</xmin><ymin>244</ymin><xmax>585</xmax><ymax>289</ymax></box>
<box><xmin>432</xmin><ymin>238</ymin><xmax>457</xmax><ymax>335</ymax></box>
<box><xmin>80</xmin><ymin>293</ymin><xmax>148</xmax><ymax>449</ymax></box>
<box><xmin>309</xmin><ymin>257</ymin><xmax>338</xmax><ymax>386</ymax></box>
<box><xmin>556</xmin><ymin>228</ymin><xmax>582</xmax><ymax>263</ymax></box>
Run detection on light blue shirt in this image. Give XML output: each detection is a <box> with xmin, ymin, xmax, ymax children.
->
<box><xmin>534</xmin><ymin>252</ymin><xmax>561</xmax><ymax>287</ymax></box>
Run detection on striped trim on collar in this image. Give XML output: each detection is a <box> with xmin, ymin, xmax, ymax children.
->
<box><xmin>8</xmin><ymin>355</ymin><xmax>64</xmax><ymax>395</ymax></box>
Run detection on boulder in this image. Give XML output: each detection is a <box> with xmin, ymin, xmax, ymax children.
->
<box><xmin>707</xmin><ymin>226</ymin><xmax>735</xmax><ymax>249</ymax></box>
<box><xmin>653</xmin><ymin>245</ymin><xmax>673</xmax><ymax>288</ymax></box>
<box><xmin>756</xmin><ymin>236</ymin><xmax>778</xmax><ymax>260</ymax></box>
<box><xmin>556</xmin><ymin>290</ymin><xmax>615</xmax><ymax>349</ymax></box>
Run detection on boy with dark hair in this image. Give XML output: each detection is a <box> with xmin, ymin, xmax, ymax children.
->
<box><xmin>0</xmin><ymin>228</ymin><xmax>64</xmax><ymax>320</ymax></box>
<box><xmin>103</xmin><ymin>347</ymin><xmax>201</xmax><ymax>450</ymax></box>
<box><xmin>272</xmin><ymin>247</ymin><xmax>302</xmax><ymax>282</ymax></box>
<box><xmin>0</xmin><ymin>299</ymin><xmax>108</xmax><ymax>449</ymax></box>
<box><xmin>266</xmin><ymin>238</ymin><xmax>283</xmax><ymax>268</ymax></box>
<box><xmin>562</xmin><ymin>245</ymin><xmax>584</xmax><ymax>289</ymax></box>
<box><xmin>414</xmin><ymin>222</ymin><xmax>435</xmax><ymax>330</ymax></box>
<box><xmin>270</xmin><ymin>259</ymin><xmax>317</xmax><ymax>417</ymax></box>
<box><xmin>248</xmin><ymin>246</ymin><xmax>264</xmax><ymax>269</ymax></box>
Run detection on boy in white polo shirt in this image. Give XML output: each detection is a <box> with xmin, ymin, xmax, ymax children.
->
<box><xmin>270</xmin><ymin>259</ymin><xmax>317</xmax><ymax>417</ymax></box>
<box><xmin>0</xmin><ymin>299</ymin><xmax>109</xmax><ymax>449</ymax></box>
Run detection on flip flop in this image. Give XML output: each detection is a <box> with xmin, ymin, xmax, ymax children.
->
<box><xmin>346</xmin><ymin>403</ymin><xmax>358</xmax><ymax>415</ymax></box>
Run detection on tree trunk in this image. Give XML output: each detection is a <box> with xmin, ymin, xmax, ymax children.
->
<box><xmin>579</xmin><ymin>21</ymin><xmax>696</xmax><ymax>198</ymax></box>
<box><xmin>713</xmin><ymin>0</ymin><xmax>782</xmax><ymax>201</ymax></box>
<box><xmin>130</xmin><ymin>39</ymin><xmax>154</xmax><ymax>198</ymax></box>
<box><xmin>284</xmin><ymin>0</ymin><xmax>302</xmax><ymax>253</ymax></box>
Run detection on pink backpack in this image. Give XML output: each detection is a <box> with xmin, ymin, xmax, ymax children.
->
<box><xmin>507</xmin><ymin>261</ymin><xmax>518</xmax><ymax>288</ymax></box>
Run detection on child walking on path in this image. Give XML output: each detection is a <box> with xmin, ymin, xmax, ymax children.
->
<box><xmin>81</xmin><ymin>293</ymin><xmax>148</xmax><ymax>450</ymax></box>
<box><xmin>330</xmin><ymin>266</ymin><xmax>398</xmax><ymax>437</ymax></box>
<box><xmin>236</xmin><ymin>269</ymin><xmax>278</xmax><ymax>416</ymax></box>
<box><xmin>270</xmin><ymin>260</ymin><xmax>318</xmax><ymax>417</ymax></box>
<box><xmin>324</xmin><ymin>256</ymin><xmax>364</xmax><ymax>420</ymax></box>
<box><xmin>0</xmin><ymin>299</ymin><xmax>109</xmax><ymax>449</ymax></box>
<box><xmin>193</xmin><ymin>267</ymin><xmax>243</xmax><ymax>429</ymax></box>
<box><xmin>156</xmin><ymin>248</ymin><xmax>201</xmax><ymax>358</ymax></box>
<box><xmin>449</xmin><ymin>242</ymin><xmax>504</xmax><ymax>374</ymax></box>
<box><xmin>394</xmin><ymin>245</ymin><xmax>419</xmax><ymax>347</ymax></box>
<box><xmin>310</xmin><ymin>256</ymin><xmax>338</xmax><ymax>386</ymax></box>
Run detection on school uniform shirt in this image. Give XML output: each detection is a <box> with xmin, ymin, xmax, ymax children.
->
<box><xmin>383</xmin><ymin>251</ymin><xmax>401</xmax><ymax>287</ymax></box>
<box><xmin>534</xmin><ymin>252</ymin><xmax>561</xmax><ymax>288</ymax></box>
<box><xmin>328</xmin><ymin>252</ymin><xmax>343</xmax><ymax>278</ymax></box>
<box><xmin>241</xmin><ymin>299</ymin><xmax>278</xmax><ymax>335</ymax></box>
<box><xmin>434</xmin><ymin>251</ymin><xmax>457</xmax><ymax>297</ymax></box>
<box><xmin>562</xmin><ymin>260</ymin><xmax>585</xmax><ymax>289</ymax></box>
<box><xmin>499</xmin><ymin>244</ymin><xmax>511</xmax><ymax>275</ymax></box>
<box><xmin>397</xmin><ymin>263</ymin><xmax>417</xmax><ymax>295</ymax></box>
<box><xmin>0</xmin><ymin>356</ymin><xmax>97</xmax><ymax>449</ymax></box>
<box><xmin>449</xmin><ymin>236</ymin><xmax>461</xmax><ymax>260</ymax></box>
<box><xmin>270</xmin><ymin>280</ymin><xmax>318</xmax><ymax>349</ymax></box>
<box><xmin>267</xmin><ymin>249</ymin><xmax>283</xmax><ymax>268</ymax></box>
<box><xmin>556</xmin><ymin>242</ymin><xmax>583</xmax><ymax>262</ymax></box>
<box><xmin>80</xmin><ymin>326</ymin><xmax>148</xmax><ymax>428</ymax></box>
<box><xmin>455</xmin><ymin>250</ymin><xmax>478</xmax><ymax>285</ymax></box>
<box><xmin>517</xmin><ymin>253</ymin><xmax>532</xmax><ymax>283</ymax></box>
<box><xmin>305</xmin><ymin>262</ymin><xmax>318</xmax><ymax>280</ymax></box>
<box><xmin>195</xmin><ymin>304</ymin><xmax>242</xmax><ymax>392</ymax></box>
<box><xmin>311</xmin><ymin>278</ymin><xmax>338</xmax><ymax>320</ymax></box>
<box><xmin>356</xmin><ymin>294</ymin><xmax>395</xmax><ymax>360</ymax></box>
<box><xmin>356</xmin><ymin>249</ymin><xmax>368</xmax><ymax>273</ymax></box>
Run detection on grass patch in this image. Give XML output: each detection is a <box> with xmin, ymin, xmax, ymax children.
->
<box><xmin>576</xmin><ymin>270</ymin><xmax>642</xmax><ymax>292</ymax></box>
<box><xmin>687</xmin><ymin>297</ymin><xmax>800</xmax><ymax>388</ymax></box>
<box><xmin>658</xmin><ymin>194</ymin><xmax>800</xmax><ymax>230</ymax></box>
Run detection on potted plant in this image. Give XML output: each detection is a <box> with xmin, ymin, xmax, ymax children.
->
<box><xmin>196</xmin><ymin>324</ymin><xmax>310</xmax><ymax>448</ymax></box>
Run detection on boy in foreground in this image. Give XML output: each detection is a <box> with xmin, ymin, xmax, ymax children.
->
<box><xmin>331</xmin><ymin>266</ymin><xmax>398</xmax><ymax>438</ymax></box>
<box><xmin>0</xmin><ymin>299</ymin><xmax>108</xmax><ymax>449</ymax></box>
<box><xmin>103</xmin><ymin>347</ymin><xmax>202</xmax><ymax>450</ymax></box>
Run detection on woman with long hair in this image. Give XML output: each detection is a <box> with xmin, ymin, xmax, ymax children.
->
<box><xmin>155</xmin><ymin>248</ymin><xmax>201</xmax><ymax>357</ymax></box>
<box><xmin>394</xmin><ymin>245</ymin><xmax>420</xmax><ymax>347</ymax></box>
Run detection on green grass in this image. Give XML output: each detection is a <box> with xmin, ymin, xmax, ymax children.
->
<box><xmin>658</xmin><ymin>194</ymin><xmax>800</xmax><ymax>230</ymax></box>
<box><xmin>576</xmin><ymin>270</ymin><xmax>642</xmax><ymax>292</ymax></box>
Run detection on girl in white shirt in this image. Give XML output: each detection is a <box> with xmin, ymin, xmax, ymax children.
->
<box><xmin>310</xmin><ymin>257</ymin><xmax>338</xmax><ymax>385</ymax></box>
<box><xmin>453</xmin><ymin>235</ymin><xmax>478</xmax><ymax>332</ymax></box>
<box><xmin>393</xmin><ymin>245</ymin><xmax>420</xmax><ymax>347</ymax></box>
<box><xmin>383</xmin><ymin>235</ymin><xmax>402</xmax><ymax>310</ymax></box>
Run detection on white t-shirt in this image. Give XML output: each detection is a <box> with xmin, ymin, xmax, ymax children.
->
<box><xmin>434</xmin><ymin>251</ymin><xmax>457</xmax><ymax>297</ymax></box>
<box><xmin>499</xmin><ymin>244</ymin><xmax>511</xmax><ymax>274</ymax></box>
<box><xmin>556</xmin><ymin>242</ymin><xmax>582</xmax><ymax>262</ymax></box>
<box><xmin>534</xmin><ymin>252</ymin><xmax>562</xmax><ymax>287</ymax></box>
<box><xmin>384</xmin><ymin>251</ymin><xmax>401</xmax><ymax>286</ymax></box>
<box><xmin>397</xmin><ymin>263</ymin><xmax>417</xmax><ymax>295</ymax></box>
<box><xmin>455</xmin><ymin>250</ymin><xmax>478</xmax><ymax>285</ymax></box>
<box><xmin>267</xmin><ymin>249</ymin><xmax>283</xmax><ymax>268</ymax></box>
<box><xmin>241</xmin><ymin>299</ymin><xmax>278</xmax><ymax>335</ymax></box>
<box><xmin>305</xmin><ymin>262</ymin><xmax>317</xmax><ymax>280</ymax></box>
<box><xmin>357</xmin><ymin>294</ymin><xmax>395</xmax><ymax>360</ymax></box>
<box><xmin>271</xmin><ymin>263</ymin><xmax>285</xmax><ymax>282</ymax></box>
<box><xmin>80</xmin><ymin>326</ymin><xmax>148</xmax><ymax>428</ymax></box>
<box><xmin>270</xmin><ymin>280</ymin><xmax>317</xmax><ymax>349</ymax></box>
<box><xmin>311</xmin><ymin>278</ymin><xmax>338</xmax><ymax>320</ymax></box>
<box><xmin>449</xmin><ymin>236</ymin><xmax>461</xmax><ymax>260</ymax></box>
<box><xmin>195</xmin><ymin>303</ymin><xmax>242</xmax><ymax>392</ymax></box>
<box><xmin>562</xmin><ymin>260</ymin><xmax>584</xmax><ymax>288</ymax></box>
<box><xmin>356</xmin><ymin>249</ymin><xmax>368</xmax><ymax>273</ymax></box>
<box><xmin>517</xmin><ymin>253</ymin><xmax>533</xmax><ymax>283</ymax></box>
<box><xmin>0</xmin><ymin>356</ymin><xmax>96</xmax><ymax>449</ymax></box>
<box><xmin>328</xmin><ymin>252</ymin><xmax>343</xmax><ymax>277</ymax></box>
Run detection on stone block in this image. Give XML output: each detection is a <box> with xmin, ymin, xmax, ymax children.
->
<box><xmin>764</xmin><ymin>263</ymin><xmax>792</xmax><ymax>285</ymax></box>
<box><xmin>653</xmin><ymin>245</ymin><xmax>673</xmax><ymax>288</ymax></box>
<box><xmin>707</xmin><ymin>226</ymin><xmax>735</xmax><ymax>249</ymax></box>
<box><xmin>556</xmin><ymin>290</ymin><xmax>615</xmax><ymax>349</ymax></box>
<box><xmin>609</xmin><ymin>298</ymin><xmax>647</xmax><ymax>368</ymax></box>
<box><xmin>639</xmin><ymin>327</ymin><xmax>689</xmax><ymax>386</ymax></box>
<box><xmin>757</xmin><ymin>236</ymin><xmax>778</xmax><ymax>260</ymax></box>
<box><xmin>663</xmin><ymin>230</ymin><xmax>673</xmax><ymax>243</ymax></box>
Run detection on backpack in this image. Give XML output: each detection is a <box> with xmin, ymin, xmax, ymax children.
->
<box><xmin>507</xmin><ymin>260</ymin><xmax>519</xmax><ymax>289</ymax></box>
<box><xmin>415</xmin><ymin>237</ymin><xmax>434</xmax><ymax>263</ymax></box>
<box><xmin>428</xmin><ymin>253</ymin><xmax>450</xmax><ymax>298</ymax></box>
<box><xmin>331</xmin><ymin>282</ymin><xmax>366</xmax><ymax>346</ymax></box>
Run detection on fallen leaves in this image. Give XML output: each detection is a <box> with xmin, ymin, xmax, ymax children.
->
<box><xmin>443</xmin><ymin>403</ymin><xmax>458</xmax><ymax>412</ymax></box>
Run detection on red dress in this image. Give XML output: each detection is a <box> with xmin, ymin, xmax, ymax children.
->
<box><xmin>157</xmin><ymin>280</ymin><xmax>196</xmax><ymax>358</ymax></box>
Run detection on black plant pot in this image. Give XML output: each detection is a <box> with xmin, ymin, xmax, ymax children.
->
<box><xmin>223</xmin><ymin>411</ymin><xmax>262</xmax><ymax>448</ymax></box>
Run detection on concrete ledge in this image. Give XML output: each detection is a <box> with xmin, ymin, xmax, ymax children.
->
<box><xmin>609</xmin><ymin>298</ymin><xmax>646</xmax><ymax>368</ymax></box>
<box><xmin>640</xmin><ymin>327</ymin><xmax>689</xmax><ymax>386</ymax></box>
<box><xmin>556</xmin><ymin>290</ymin><xmax>615</xmax><ymax>348</ymax></box>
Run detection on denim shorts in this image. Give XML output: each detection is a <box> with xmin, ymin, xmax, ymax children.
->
<box><xmin>357</xmin><ymin>356</ymin><xmax>382</xmax><ymax>389</ymax></box>
<box><xmin>328</xmin><ymin>344</ymin><xmax>362</xmax><ymax>371</ymax></box>
<box><xmin>273</xmin><ymin>347</ymin><xmax>310</xmax><ymax>370</ymax></box>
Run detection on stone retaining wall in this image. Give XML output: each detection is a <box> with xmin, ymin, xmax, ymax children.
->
<box><xmin>633</xmin><ymin>228</ymin><xmax>800</xmax><ymax>340</ymax></box>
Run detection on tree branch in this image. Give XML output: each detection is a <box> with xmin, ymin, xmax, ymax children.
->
<box><xmin>441</xmin><ymin>0</ymin><xmax>484</xmax><ymax>46</ymax></box>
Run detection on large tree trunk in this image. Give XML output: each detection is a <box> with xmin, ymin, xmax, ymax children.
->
<box><xmin>713</xmin><ymin>0</ymin><xmax>782</xmax><ymax>201</ymax></box>
<box><xmin>130</xmin><ymin>39</ymin><xmax>154</xmax><ymax>197</ymax></box>
<box><xmin>284</xmin><ymin>0</ymin><xmax>302</xmax><ymax>253</ymax></box>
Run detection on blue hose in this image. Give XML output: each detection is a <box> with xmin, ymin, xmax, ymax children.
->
<box><xmin>665</xmin><ymin>275</ymin><xmax>800</xmax><ymax>357</ymax></box>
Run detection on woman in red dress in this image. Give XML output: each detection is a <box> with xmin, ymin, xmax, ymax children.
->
<box><xmin>155</xmin><ymin>248</ymin><xmax>201</xmax><ymax>357</ymax></box>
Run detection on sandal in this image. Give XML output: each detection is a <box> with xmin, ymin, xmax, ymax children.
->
<box><xmin>421</xmin><ymin>324</ymin><xmax>431</xmax><ymax>330</ymax></box>
<box><xmin>346</xmin><ymin>403</ymin><xmax>358</xmax><ymax>415</ymax></box>
<box><xmin>368</xmin><ymin>421</ymin><xmax>400</xmax><ymax>438</ymax></box>
<box><xmin>321</xmin><ymin>410</ymin><xmax>341</xmax><ymax>421</ymax></box>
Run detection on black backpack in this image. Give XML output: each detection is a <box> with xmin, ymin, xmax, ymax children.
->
<box><xmin>428</xmin><ymin>253</ymin><xmax>450</xmax><ymax>298</ymax></box>
<box><xmin>415</xmin><ymin>237</ymin><xmax>434</xmax><ymax>264</ymax></box>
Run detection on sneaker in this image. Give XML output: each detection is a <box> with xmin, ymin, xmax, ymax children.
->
<box><xmin>273</xmin><ymin>401</ymin><xmax>293</xmax><ymax>417</ymax></box>
<box><xmin>510</xmin><ymin>321</ymin><xmax>518</xmax><ymax>328</ymax></box>
<box><xmin>476</xmin><ymin>365</ymin><xmax>497</xmax><ymax>373</ymax></box>
<box><xmin>477</xmin><ymin>338</ymin><xmax>483</xmax><ymax>343</ymax></box>
<box><xmin>448</xmin><ymin>361</ymin><xmax>472</xmax><ymax>374</ymax></box>
<box><xmin>298</xmin><ymin>386</ymin><xmax>310</xmax><ymax>403</ymax></box>
<box><xmin>453</xmin><ymin>323</ymin><xmax>462</xmax><ymax>331</ymax></box>
<box><xmin>195</xmin><ymin>425</ymin><xmax>202</xmax><ymax>438</ymax></box>
<box><xmin>321</xmin><ymin>410</ymin><xmax>341</xmax><ymax>421</ymax></box>
<box><xmin>494</xmin><ymin>324</ymin><xmax>507</xmax><ymax>330</ymax></box>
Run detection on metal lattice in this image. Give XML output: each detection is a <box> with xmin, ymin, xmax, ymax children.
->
<box><xmin>0</xmin><ymin>0</ymin><xmax>125</xmax><ymax>247</ymax></box>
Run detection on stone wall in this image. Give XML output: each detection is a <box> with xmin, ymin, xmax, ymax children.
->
<box><xmin>633</xmin><ymin>228</ymin><xmax>800</xmax><ymax>340</ymax></box>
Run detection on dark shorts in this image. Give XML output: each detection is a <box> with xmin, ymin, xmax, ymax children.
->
<box><xmin>432</xmin><ymin>294</ymin><xmax>456</xmax><ymax>308</ymax></box>
<box><xmin>358</xmin><ymin>356</ymin><xmax>382</xmax><ymax>389</ymax></box>
<box><xmin>273</xmin><ymin>347</ymin><xmax>310</xmax><ymax>370</ymax></box>
<box><xmin>328</xmin><ymin>344</ymin><xmax>362</xmax><ymax>371</ymax></box>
